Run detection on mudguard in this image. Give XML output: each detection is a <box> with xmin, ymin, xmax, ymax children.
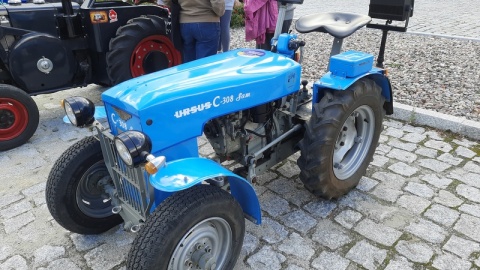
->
<box><xmin>313</xmin><ymin>68</ymin><xmax>393</xmax><ymax>114</ymax></box>
<box><xmin>149</xmin><ymin>157</ymin><xmax>262</xmax><ymax>224</ymax></box>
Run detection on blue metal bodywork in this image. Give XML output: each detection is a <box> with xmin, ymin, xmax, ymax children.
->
<box><xmin>101</xmin><ymin>49</ymin><xmax>301</xmax><ymax>223</ymax></box>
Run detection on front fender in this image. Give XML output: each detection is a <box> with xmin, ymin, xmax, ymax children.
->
<box><xmin>150</xmin><ymin>157</ymin><xmax>262</xmax><ymax>224</ymax></box>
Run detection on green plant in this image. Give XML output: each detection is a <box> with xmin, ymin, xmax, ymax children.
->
<box><xmin>230</xmin><ymin>4</ymin><xmax>245</xmax><ymax>28</ymax></box>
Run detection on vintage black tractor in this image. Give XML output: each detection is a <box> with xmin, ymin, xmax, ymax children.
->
<box><xmin>0</xmin><ymin>0</ymin><xmax>181</xmax><ymax>151</ymax></box>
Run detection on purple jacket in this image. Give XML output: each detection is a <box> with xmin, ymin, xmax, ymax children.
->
<box><xmin>244</xmin><ymin>0</ymin><xmax>278</xmax><ymax>44</ymax></box>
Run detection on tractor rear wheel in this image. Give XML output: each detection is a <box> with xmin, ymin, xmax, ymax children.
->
<box><xmin>297</xmin><ymin>78</ymin><xmax>385</xmax><ymax>199</ymax></box>
<box><xmin>107</xmin><ymin>15</ymin><xmax>182</xmax><ymax>85</ymax></box>
<box><xmin>0</xmin><ymin>84</ymin><xmax>39</xmax><ymax>151</ymax></box>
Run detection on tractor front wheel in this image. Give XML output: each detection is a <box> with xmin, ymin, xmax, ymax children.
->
<box><xmin>297</xmin><ymin>78</ymin><xmax>385</xmax><ymax>199</ymax></box>
<box><xmin>127</xmin><ymin>184</ymin><xmax>245</xmax><ymax>270</ymax></box>
<box><xmin>107</xmin><ymin>15</ymin><xmax>182</xmax><ymax>85</ymax></box>
<box><xmin>46</xmin><ymin>136</ymin><xmax>122</xmax><ymax>234</ymax></box>
<box><xmin>0</xmin><ymin>84</ymin><xmax>39</xmax><ymax>151</ymax></box>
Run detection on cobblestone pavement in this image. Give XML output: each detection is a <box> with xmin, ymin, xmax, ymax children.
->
<box><xmin>2</xmin><ymin>1</ymin><xmax>480</xmax><ymax>269</ymax></box>
<box><xmin>295</xmin><ymin>0</ymin><xmax>480</xmax><ymax>40</ymax></box>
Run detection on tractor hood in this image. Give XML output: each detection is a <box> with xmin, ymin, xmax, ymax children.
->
<box><xmin>102</xmin><ymin>49</ymin><xmax>301</xmax><ymax>153</ymax></box>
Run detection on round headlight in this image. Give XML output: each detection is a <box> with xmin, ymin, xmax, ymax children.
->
<box><xmin>114</xmin><ymin>131</ymin><xmax>152</xmax><ymax>166</ymax></box>
<box><xmin>115</xmin><ymin>138</ymin><xmax>133</xmax><ymax>166</ymax></box>
<box><xmin>62</xmin><ymin>97</ymin><xmax>95</xmax><ymax>127</ymax></box>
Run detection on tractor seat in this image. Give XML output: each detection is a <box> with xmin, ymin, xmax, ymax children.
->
<box><xmin>295</xmin><ymin>12</ymin><xmax>372</xmax><ymax>39</ymax></box>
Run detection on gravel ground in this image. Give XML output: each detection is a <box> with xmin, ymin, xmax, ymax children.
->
<box><xmin>229</xmin><ymin>27</ymin><xmax>480</xmax><ymax>122</ymax></box>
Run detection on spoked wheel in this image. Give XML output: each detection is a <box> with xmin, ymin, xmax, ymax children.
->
<box><xmin>297</xmin><ymin>78</ymin><xmax>385</xmax><ymax>199</ymax></box>
<box><xmin>127</xmin><ymin>184</ymin><xmax>245</xmax><ymax>270</ymax></box>
<box><xmin>107</xmin><ymin>15</ymin><xmax>182</xmax><ymax>85</ymax></box>
<box><xmin>0</xmin><ymin>84</ymin><xmax>39</xmax><ymax>151</ymax></box>
<box><xmin>46</xmin><ymin>136</ymin><xmax>122</xmax><ymax>234</ymax></box>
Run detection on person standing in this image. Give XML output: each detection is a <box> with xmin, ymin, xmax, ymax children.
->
<box><xmin>219</xmin><ymin>0</ymin><xmax>235</xmax><ymax>52</ymax></box>
<box><xmin>243</xmin><ymin>0</ymin><xmax>278</xmax><ymax>50</ymax></box>
<box><xmin>164</xmin><ymin>0</ymin><xmax>225</xmax><ymax>62</ymax></box>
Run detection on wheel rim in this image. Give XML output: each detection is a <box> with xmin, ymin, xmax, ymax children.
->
<box><xmin>76</xmin><ymin>161</ymin><xmax>114</xmax><ymax>218</ymax></box>
<box><xmin>333</xmin><ymin>105</ymin><xmax>375</xmax><ymax>180</ymax></box>
<box><xmin>169</xmin><ymin>217</ymin><xmax>232</xmax><ymax>270</ymax></box>
<box><xmin>130</xmin><ymin>35</ymin><xmax>181</xmax><ymax>77</ymax></box>
<box><xmin>0</xmin><ymin>98</ymin><xmax>29</xmax><ymax>141</ymax></box>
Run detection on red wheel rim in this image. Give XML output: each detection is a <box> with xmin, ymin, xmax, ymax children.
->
<box><xmin>0</xmin><ymin>98</ymin><xmax>29</xmax><ymax>141</ymax></box>
<box><xmin>130</xmin><ymin>35</ymin><xmax>182</xmax><ymax>77</ymax></box>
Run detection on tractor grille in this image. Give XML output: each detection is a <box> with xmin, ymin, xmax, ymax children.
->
<box><xmin>97</xmin><ymin>129</ymin><xmax>153</xmax><ymax>221</ymax></box>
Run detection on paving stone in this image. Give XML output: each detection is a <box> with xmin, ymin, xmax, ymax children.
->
<box><xmin>246</xmin><ymin>246</ymin><xmax>286</xmax><ymax>270</ymax></box>
<box><xmin>266</xmin><ymin>178</ymin><xmax>314</xmax><ymax>206</ymax></box>
<box><xmin>302</xmin><ymin>200</ymin><xmax>337</xmax><ymax>219</ymax></box>
<box><xmin>280</xmin><ymin>210</ymin><xmax>317</xmax><ymax>234</ymax></box>
<box><xmin>384</xmin><ymin>127</ymin><xmax>404</xmax><ymax>138</ymax></box>
<box><xmin>474</xmin><ymin>157</ymin><xmax>480</xmax><ymax>163</ymax></box>
<box><xmin>339</xmin><ymin>190</ymin><xmax>399</xmax><ymax>222</ymax></box>
<box><xmin>388</xmin><ymin>162</ymin><xmax>418</xmax><ymax>176</ymax></box>
<box><xmin>370</xmin><ymin>154</ymin><xmax>389</xmax><ymax>167</ymax></box>
<box><xmin>455</xmin><ymin>146</ymin><xmax>476</xmax><ymax>158</ymax></box>
<box><xmin>41</xmin><ymin>258</ymin><xmax>81</xmax><ymax>270</ymax></box>
<box><xmin>33</xmin><ymin>192</ymin><xmax>47</xmax><ymax>207</ymax></box>
<box><xmin>259</xmin><ymin>191</ymin><xmax>291</xmax><ymax>217</ymax></box>
<box><xmin>424</xmin><ymin>204</ymin><xmax>460</xmax><ymax>227</ymax></box>
<box><xmin>401</xmin><ymin>132</ymin><xmax>426</xmax><ymax>143</ymax></box>
<box><xmin>424</xmin><ymin>131</ymin><xmax>444</xmax><ymax>141</ymax></box>
<box><xmin>0</xmin><ymin>255</ymin><xmax>28</xmax><ymax>270</ymax></box>
<box><xmin>449</xmin><ymin>169</ymin><xmax>480</xmax><ymax>189</ymax></box>
<box><xmin>278</xmin><ymin>232</ymin><xmax>315</xmax><ymax>261</ymax></box>
<box><xmin>0</xmin><ymin>200</ymin><xmax>32</xmax><ymax>219</ymax></box>
<box><xmin>417</xmin><ymin>159</ymin><xmax>452</xmax><ymax>172</ymax></box>
<box><xmin>285</xmin><ymin>264</ymin><xmax>306</xmax><ymax>270</ymax></box>
<box><xmin>464</xmin><ymin>161</ymin><xmax>480</xmax><ymax>174</ymax></box>
<box><xmin>334</xmin><ymin>210</ymin><xmax>362</xmax><ymax>229</ymax></box>
<box><xmin>246</xmin><ymin>217</ymin><xmax>288</xmax><ymax>244</ymax></box>
<box><xmin>2</xmin><ymin>212</ymin><xmax>35</xmax><ymax>234</ymax></box>
<box><xmin>0</xmin><ymin>194</ymin><xmax>24</xmax><ymax>209</ymax></box>
<box><xmin>0</xmin><ymin>245</ymin><xmax>13</xmax><ymax>261</ymax></box>
<box><xmin>433</xmin><ymin>190</ymin><xmax>463</xmax><ymax>208</ymax></box>
<box><xmin>354</xmin><ymin>219</ymin><xmax>402</xmax><ymax>246</ymax></box>
<box><xmin>421</xmin><ymin>174</ymin><xmax>452</xmax><ymax>189</ymax></box>
<box><xmin>437</xmin><ymin>153</ymin><xmax>463</xmax><ymax>166</ymax></box>
<box><xmin>378</xmin><ymin>134</ymin><xmax>388</xmax><ymax>143</ymax></box>
<box><xmin>386</xmin><ymin>148</ymin><xmax>417</xmax><ymax>163</ymax></box>
<box><xmin>311</xmin><ymin>251</ymin><xmax>350</xmax><ymax>270</ymax></box>
<box><xmin>415</xmin><ymin>146</ymin><xmax>438</xmax><ymax>158</ymax></box>
<box><xmin>84</xmin><ymin>243</ymin><xmax>130</xmax><ymax>270</ymax></box>
<box><xmin>424</xmin><ymin>140</ymin><xmax>453</xmax><ymax>152</ymax></box>
<box><xmin>355</xmin><ymin>176</ymin><xmax>378</xmax><ymax>192</ymax></box>
<box><xmin>33</xmin><ymin>245</ymin><xmax>65</xmax><ymax>266</ymax></box>
<box><xmin>384</xmin><ymin>119</ymin><xmax>404</xmax><ymax>129</ymax></box>
<box><xmin>277</xmin><ymin>161</ymin><xmax>301</xmax><ymax>178</ymax></box>
<box><xmin>387</xmin><ymin>139</ymin><xmax>417</xmax><ymax>152</ymax></box>
<box><xmin>371</xmin><ymin>184</ymin><xmax>403</xmax><ymax>203</ymax></box>
<box><xmin>404</xmin><ymin>182</ymin><xmax>434</xmax><ymax>198</ymax></box>
<box><xmin>241</xmin><ymin>233</ymin><xmax>259</xmax><ymax>256</ymax></box>
<box><xmin>371</xmin><ymin>172</ymin><xmax>406</xmax><ymax>188</ymax></box>
<box><xmin>21</xmin><ymin>182</ymin><xmax>46</xmax><ymax>197</ymax></box>
<box><xmin>402</xmin><ymin>125</ymin><xmax>426</xmax><ymax>134</ymax></box>
<box><xmin>458</xmin><ymin>203</ymin><xmax>480</xmax><ymax>218</ymax></box>
<box><xmin>395</xmin><ymin>240</ymin><xmax>434</xmax><ymax>263</ymax></box>
<box><xmin>70</xmin><ymin>233</ymin><xmax>108</xmax><ymax>252</ymax></box>
<box><xmin>255</xmin><ymin>171</ymin><xmax>278</xmax><ymax>185</ymax></box>
<box><xmin>405</xmin><ymin>218</ymin><xmax>448</xmax><ymax>243</ymax></box>
<box><xmin>452</xmin><ymin>138</ymin><xmax>477</xmax><ymax>148</ymax></box>
<box><xmin>376</xmin><ymin>144</ymin><xmax>392</xmax><ymax>154</ymax></box>
<box><xmin>345</xmin><ymin>240</ymin><xmax>387</xmax><ymax>270</ymax></box>
<box><xmin>384</xmin><ymin>256</ymin><xmax>414</xmax><ymax>270</ymax></box>
<box><xmin>443</xmin><ymin>235</ymin><xmax>480</xmax><ymax>259</ymax></box>
<box><xmin>396</xmin><ymin>194</ymin><xmax>431</xmax><ymax>214</ymax></box>
<box><xmin>312</xmin><ymin>220</ymin><xmax>352</xmax><ymax>250</ymax></box>
<box><xmin>456</xmin><ymin>184</ymin><xmax>480</xmax><ymax>203</ymax></box>
<box><xmin>453</xmin><ymin>214</ymin><xmax>480</xmax><ymax>242</ymax></box>
<box><xmin>432</xmin><ymin>253</ymin><xmax>471</xmax><ymax>270</ymax></box>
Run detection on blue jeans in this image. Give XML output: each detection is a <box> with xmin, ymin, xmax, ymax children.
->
<box><xmin>180</xmin><ymin>22</ymin><xmax>220</xmax><ymax>63</ymax></box>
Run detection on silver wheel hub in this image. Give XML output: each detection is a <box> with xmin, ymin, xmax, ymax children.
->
<box><xmin>333</xmin><ymin>105</ymin><xmax>376</xmax><ymax>180</ymax></box>
<box><xmin>169</xmin><ymin>217</ymin><xmax>232</xmax><ymax>270</ymax></box>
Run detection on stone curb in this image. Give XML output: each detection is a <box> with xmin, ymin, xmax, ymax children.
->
<box><xmin>389</xmin><ymin>102</ymin><xmax>480</xmax><ymax>140</ymax></box>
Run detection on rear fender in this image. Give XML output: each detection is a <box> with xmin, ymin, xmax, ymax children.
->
<box><xmin>313</xmin><ymin>68</ymin><xmax>393</xmax><ymax>114</ymax></box>
<box><xmin>149</xmin><ymin>157</ymin><xmax>262</xmax><ymax>224</ymax></box>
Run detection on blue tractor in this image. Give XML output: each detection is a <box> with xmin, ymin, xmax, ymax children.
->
<box><xmin>46</xmin><ymin>0</ymin><xmax>414</xmax><ymax>268</ymax></box>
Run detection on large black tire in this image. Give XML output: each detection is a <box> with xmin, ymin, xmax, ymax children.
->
<box><xmin>46</xmin><ymin>136</ymin><xmax>122</xmax><ymax>234</ymax></box>
<box><xmin>106</xmin><ymin>15</ymin><xmax>182</xmax><ymax>85</ymax></box>
<box><xmin>127</xmin><ymin>185</ymin><xmax>245</xmax><ymax>270</ymax></box>
<box><xmin>297</xmin><ymin>78</ymin><xmax>385</xmax><ymax>199</ymax></box>
<box><xmin>0</xmin><ymin>84</ymin><xmax>39</xmax><ymax>151</ymax></box>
